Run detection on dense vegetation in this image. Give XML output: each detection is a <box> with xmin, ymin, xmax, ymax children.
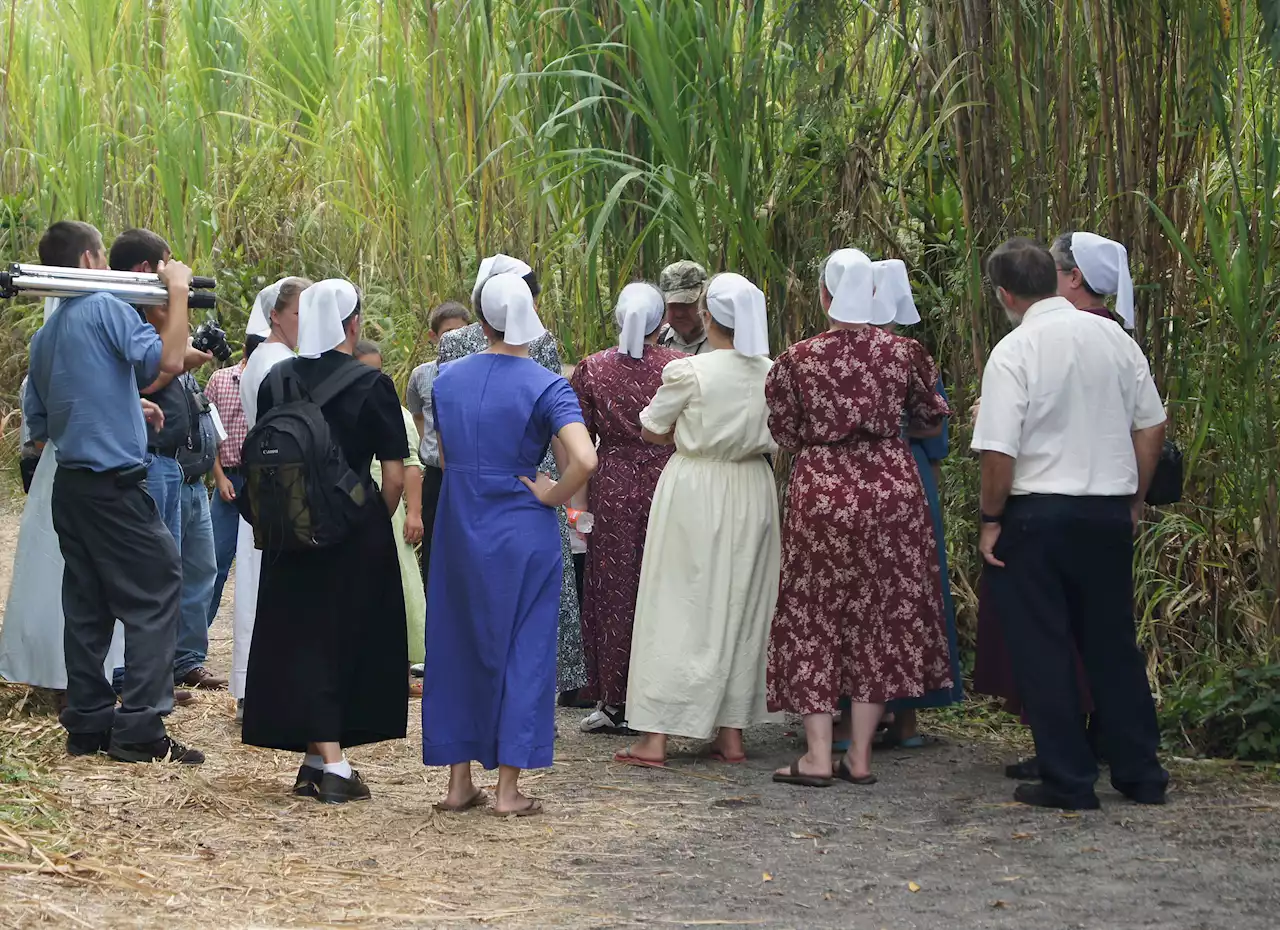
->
<box><xmin>2</xmin><ymin>1</ymin><xmax>1279</xmax><ymax>757</ymax></box>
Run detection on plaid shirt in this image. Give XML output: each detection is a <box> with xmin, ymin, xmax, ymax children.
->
<box><xmin>203</xmin><ymin>363</ymin><xmax>248</xmax><ymax>467</ymax></box>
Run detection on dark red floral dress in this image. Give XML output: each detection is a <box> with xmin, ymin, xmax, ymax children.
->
<box><xmin>570</xmin><ymin>345</ymin><xmax>685</xmax><ymax>705</ymax></box>
<box><xmin>765</xmin><ymin>328</ymin><xmax>952</xmax><ymax>713</ymax></box>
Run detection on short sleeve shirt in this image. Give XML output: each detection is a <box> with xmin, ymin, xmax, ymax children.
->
<box><xmin>971</xmin><ymin>297</ymin><xmax>1166</xmax><ymax>497</ymax></box>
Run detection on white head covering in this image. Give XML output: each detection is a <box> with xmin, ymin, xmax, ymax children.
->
<box><xmin>471</xmin><ymin>254</ymin><xmax>533</xmax><ymax>309</ymax></box>
<box><xmin>246</xmin><ymin>277</ymin><xmax>292</xmax><ymax>337</ymax></box>
<box><xmin>822</xmin><ymin>249</ymin><xmax>910</xmax><ymax>326</ymax></box>
<box><xmin>479</xmin><ymin>273</ymin><xmax>547</xmax><ymax>346</ymax></box>
<box><xmin>872</xmin><ymin>259</ymin><xmax>920</xmax><ymax>326</ymax></box>
<box><xmin>297</xmin><ymin>279</ymin><xmax>359</xmax><ymax>358</ymax></box>
<box><xmin>615</xmin><ymin>283</ymin><xmax>665</xmax><ymax>359</ymax></box>
<box><xmin>43</xmin><ymin>297</ymin><xmax>60</xmax><ymax>323</ymax></box>
<box><xmin>705</xmin><ymin>273</ymin><xmax>769</xmax><ymax>357</ymax></box>
<box><xmin>1071</xmin><ymin>232</ymin><xmax>1134</xmax><ymax>329</ymax></box>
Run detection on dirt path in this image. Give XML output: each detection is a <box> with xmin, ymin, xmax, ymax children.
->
<box><xmin>2</xmin><ymin>505</ymin><xmax>1279</xmax><ymax>929</ymax></box>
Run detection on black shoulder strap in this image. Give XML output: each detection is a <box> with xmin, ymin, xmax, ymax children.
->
<box><xmin>308</xmin><ymin>360</ymin><xmax>379</xmax><ymax>409</ymax></box>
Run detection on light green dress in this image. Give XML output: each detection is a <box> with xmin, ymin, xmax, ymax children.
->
<box><xmin>370</xmin><ymin>407</ymin><xmax>427</xmax><ymax>664</ymax></box>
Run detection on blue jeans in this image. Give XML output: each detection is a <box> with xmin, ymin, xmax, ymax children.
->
<box><xmin>208</xmin><ymin>471</ymin><xmax>245</xmax><ymax>626</ymax></box>
<box><xmin>174</xmin><ymin>481</ymin><xmax>216</xmax><ymax>680</ymax></box>
<box><xmin>113</xmin><ymin>454</ymin><xmax>184</xmax><ymax>689</ymax></box>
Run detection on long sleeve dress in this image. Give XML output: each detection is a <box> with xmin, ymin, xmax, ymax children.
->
<box><xmin>624</xmin><ymin>351</ymin><xmax>781</xmax><ymax>739</ymax></box>
<box><xmin>422</xmin><ymin>354</ymin><xmax>585</xmax><ymax>770</ymax></box>
<box><xmin>765</xmin><ymin>328</ymin><xmax>952</xmax><ymax>714</ymax></box>
<box><xmin>436</xmin><ymin>322</ymin><xmax>586</xmax><ymax>692</ymax></box>
<box><xmin>569</xmin><ymin>344</ymin><xmax>684</xmax><ymax>706</ymax></box>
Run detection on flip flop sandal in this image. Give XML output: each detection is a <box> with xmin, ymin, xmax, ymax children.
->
<box><xmin>433</xmin><ymin>789</ymin><xmax>489</xmax><ymax>813</ymax></box>
<box><xmin>614</xmin><ymin>748</ymin><xmax>667</xmax><ymax>769</ymax></box>
<box><xmin>772</xmin><ymin>760</ymin><xmax>833</xmax><ymax>788</ymax></box>
<box><xmin>489</xmin><ymin>798</ymin><xmax>544</xmax><ymax>818</ymax></box>
<box><xmin>835</xmin><ymin>759</ymin><xmax>878</xmax><ymax>785</ymax></box>
<box><xmin>708</xmin><ymin>750</ymin><xmax>747</xmax><ymax>764</ymax></box>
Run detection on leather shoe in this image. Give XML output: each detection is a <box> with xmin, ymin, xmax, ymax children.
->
<box><xmin>1004</xmin><ymin>756</ymin><xmax>1041</xmax><ymax>780</ymax></box>
<box><xmin>1114</xmin><ymin>780</ymin><xmax>1168</xmax><ymax>805</ymax></box>
<box><xmin>1014</xmin><ymin>782</ymin><xmax>1101</xmax><ymax>811</ymax></box>
<box><xmin>110</xmin><ymin>736</ymin><xmax>206</xmax><ymax>765</ymax></box>
<box><xmin>317</xmin><ymin>770</ymin><xmax>371</xmax><ymax>804</ymax></box>
<box><xmin>293</xmin><ymin>764</ymin><xmax>324</xmax><ymax>798</ymax></box>
<box><xmin>178</xmin><ymin>667</ymin><xmax>228</xmax><ymax>690</ymax></box>
<box><xmin>66</xmin><ymin>730</ymin><xmax>111</xmax><ymax>757</ymax></box>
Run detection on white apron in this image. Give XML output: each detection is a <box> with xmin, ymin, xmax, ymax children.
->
<box><xmin>0</xmin><ymin>443</ymin><xmax>125</xmax><ymax>689</ymax></box>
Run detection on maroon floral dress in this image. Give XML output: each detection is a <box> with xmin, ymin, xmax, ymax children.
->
<box><xmin>570</xmin><ymin>345</ymin><xmax>685</xmax><ymax>705</ymax></box>
<box><xmin>765</xmin><ymin>328</ymin><xmax>952</xmax><ymax>713</ymax></box>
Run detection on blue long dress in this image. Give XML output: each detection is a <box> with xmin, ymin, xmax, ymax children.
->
<box><xmin>887</xmin><ymin>379</ymin><xmax>964</xmax><ymax>711</ymax></box>
<box><xmin>422</xmin><ymin>353</ymin><xmax>585</xmax><ymax>771</ymax></box>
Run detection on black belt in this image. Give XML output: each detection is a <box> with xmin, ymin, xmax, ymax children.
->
<box><xmin>147</xmin><ymin>445</ymin><xmax>180</xmax><ymax>459</ymax></box>
<box><xmin>56</xmin><ymin>463</ymin><xmax>148</xmax><ymax>488</ymax></box>
<box><xmin>221</xmin><ymin>465</ymin><xmax>242</xmax><ymax>475</ymax></box>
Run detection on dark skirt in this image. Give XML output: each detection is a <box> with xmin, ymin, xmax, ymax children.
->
<box><xmin>971</xmin><ymin>571</ymin><xmax>1093</xmax><ymax>720</ymax></box>
<box><xmin>242</xmin><ymin>502</ymin><xmax>408</xmax><ymax>753</ymax></box>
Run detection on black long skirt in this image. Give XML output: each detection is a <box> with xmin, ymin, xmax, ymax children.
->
<box><xmin>242</xmin><ymin>502</ymin><xmax>408</xmax><ymax>752</ymax></box>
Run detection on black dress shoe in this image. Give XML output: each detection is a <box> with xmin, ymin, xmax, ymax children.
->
<box><xmin>66</xmin><ymin>730</ymin><xmax>111</xmax><ymax>757</ymax></box>
<box><xmin>1004</xmin><ymin>756</ymin><xmax>1041</xmax><ymax>780</ymax></box>
<box><xmin>293</xmin><ymin>764</ymin><xmax>324</xmax><ymax>798</ymax></box>
<box><xmin>109</xmin><ymin>736</ymin><xmax>206</xmax><ymax>765</ymax></box>
<box><xmin>1113</xmin><ymin>780</ymin><xmax>1168</xmax><ymax>805</ymax></box>
<box><xmin>317</xmin><ymin>770</ymin><xmax>371</xmax><ymax>804</ymax></box>
<box><xmin>1014</xmin><ymin>782</ymin><xmax>1101</xmax><ymax>811</ymax></box>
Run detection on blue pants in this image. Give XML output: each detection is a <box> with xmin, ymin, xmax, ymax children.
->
<box><xmin>174</xmin><ymin>481</ymin><xmax>216</xmax><ymax>680</ymax></box>
<box><xmin>208</xmin><ymin>471</ymin><xmax>245</xmax><ymax>626</ymax></box>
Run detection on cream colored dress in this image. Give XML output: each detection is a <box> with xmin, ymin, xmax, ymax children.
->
<box><xmin>370</xmin><ymin>407</ymin><xmax>427</xmax><ymax>665</ymax></box>
<box><xmin>625</xmin><ymin>350</ymin><xmax>781</xmax><ymax>739</ymax></box>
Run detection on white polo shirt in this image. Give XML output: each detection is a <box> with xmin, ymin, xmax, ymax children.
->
<box><xmin>971</xmin><ymin>297</ymin><xmax>1166</xmax><ymax>497</ymax></box>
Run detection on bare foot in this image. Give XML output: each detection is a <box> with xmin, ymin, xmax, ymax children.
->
<box><xmin>493</xmin><ymin>790</ymin><xmax>539</xmax><ymax>815</ymax></box>
<box><xmin>840</xmin><ymin>752</ymin><xmax>873</xmax><ymax>781</ymax></box>
<box><xmin>710</xmin><ymin>729</ymin><xmax>745</xmax><ymax>761</ymax></box>
<box><xmin>773</xmin><ymin>752</ymin><xmax>832</xmax><ymax>780</ymax></box>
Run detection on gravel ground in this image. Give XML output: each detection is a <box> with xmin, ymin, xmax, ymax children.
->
<box><xmin>3</xmin><ymin>502</ymin><xmax>1279</xmax><ymax>929</ymax></box>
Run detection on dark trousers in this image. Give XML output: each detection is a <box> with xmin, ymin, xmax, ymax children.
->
<box><xmin>986</xmin><ymin>494</ymin><xmax>1168</xmax><ymax>801</ymax></box>
<box><xmin>419</xmin><ymin>464</ymin><xmax>444</xmax><ymax>595</ymax></box>
<box><xmin>52</xmin><ymin>466</ymin><xmax>182</xmax><ymax>746</ymax></box>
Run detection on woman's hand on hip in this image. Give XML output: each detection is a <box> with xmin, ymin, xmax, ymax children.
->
<box><xmin>519</xmin><ymin>472</ymin><xmax>559</xmax><ymax>507</ymax></box>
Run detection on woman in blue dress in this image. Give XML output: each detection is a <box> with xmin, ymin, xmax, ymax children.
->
<box><xmin>423</xmin><ymin>273</ymin><xmax>597</xmax><ymax>816</ymax></box>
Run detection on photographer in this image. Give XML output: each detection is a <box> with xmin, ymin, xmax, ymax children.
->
<box><xmin>23</xmin><ymin>219</ymin><xmax>203</xmax><ymax>764</ymax></box>
<box><xmin>109</xmin><ymin>229</ymin><xmax>225</xmax><ymax>694</ymax></box>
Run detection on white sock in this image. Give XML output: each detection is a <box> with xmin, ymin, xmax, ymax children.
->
<box><xmin>322</xmin><ymin>758</ymin><xmax>352</xmax><ymax>779</ymax></box>
<box><xmin>303</xmin><ymin>754</ymin><xmax>324</xmax><ymax>770</ymax></box>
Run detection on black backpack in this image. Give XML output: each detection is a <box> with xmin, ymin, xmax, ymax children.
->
<box><xmin>239</xmin><ymin>361</ymin><xmax>379</xmax><ymax>551</ymax></box>
<box><xmin>1145</xmin><ymin>440</ymin><xmax>1184</xmax><ymax>506</ymax></box>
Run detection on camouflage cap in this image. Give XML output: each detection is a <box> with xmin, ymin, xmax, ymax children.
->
<box><xmin>659</xmin><ymin>260</ymin><xmax>709</xmax><ymax>305</ymax></box>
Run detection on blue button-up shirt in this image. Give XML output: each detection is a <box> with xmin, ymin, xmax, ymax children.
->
<box><xmin>24</xmin><ymin>292</ymin><xmax>164</xmax><ymax>472</ymax></box>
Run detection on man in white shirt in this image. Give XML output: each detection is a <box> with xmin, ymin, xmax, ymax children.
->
<box><xmin>972</xmin><ymin>237</ymin><xmax>1168</xmax><ymax>811</ymax></box>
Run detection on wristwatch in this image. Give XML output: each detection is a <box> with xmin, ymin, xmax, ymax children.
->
<box><xmin>980</xmin><ymin>512</ymin><xmax>1003</xmax><ymax>525</ymax></box>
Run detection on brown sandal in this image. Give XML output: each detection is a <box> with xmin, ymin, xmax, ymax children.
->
<box><xmin>835</xmin><ymin>759</ymin><xmax>877</xmax><ymax>785</ymax></box>
<box><xmin>772</xmin><ymin>760</ymin><xmax>833</xmax><ymax>788</ymax></box>
<box><xmin>488</xmin><ymin>798</ymin><xmax>543</xmax><ymax>818</ymax></box>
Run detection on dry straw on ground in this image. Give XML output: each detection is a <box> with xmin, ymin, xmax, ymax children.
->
<box><xmin>0</xmin><ymin>642</ymin><xmax>724</xmax><ymax>930</ymax></box>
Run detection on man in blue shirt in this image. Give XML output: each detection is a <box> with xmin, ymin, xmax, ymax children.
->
<box><xmin>24</xmin><ymin>220</ymin><xmax>206</xmax><ymax>765</ymax></box>
<box><xmin>108</xmin><ymin>229</ymin><xmax>225</xmax><ymax>695</ymax></box>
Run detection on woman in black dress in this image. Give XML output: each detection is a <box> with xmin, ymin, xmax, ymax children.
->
<box><xmin>242</xmin><ymin>279</ymin><xmax>409</xmax><ymax>804</ymax></box>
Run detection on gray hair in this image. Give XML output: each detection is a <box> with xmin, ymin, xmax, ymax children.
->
<box><xmin>1049</xmin><ymin>232</ymin><xmax>1102</xmax><ymax>297</ymax></box>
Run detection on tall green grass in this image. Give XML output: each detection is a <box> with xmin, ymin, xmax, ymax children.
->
<box><xmin>1</xmin><ymin>1</ymin><xmax>1279</xmax><ymax>747</ymax></box>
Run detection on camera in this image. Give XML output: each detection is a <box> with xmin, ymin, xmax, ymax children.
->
<box><xmin>192</xmin><ymin>320</ymin><xmax>232</xmax><ymax>361</ymax></box>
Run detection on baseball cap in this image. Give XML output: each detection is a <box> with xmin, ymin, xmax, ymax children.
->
<box><xmin>659</xmin><ymin>260</ymin><xmax>709</xmax><ymax>305</ymax></box>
